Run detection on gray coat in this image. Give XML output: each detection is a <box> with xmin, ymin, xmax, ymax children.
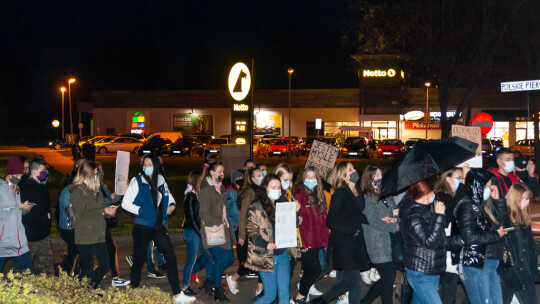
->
<box><xmin>0</xmin><ymin>179</ymin><xmax>29</xmax><ymax>257</ymax></box>
<box><xmin>362</xmin><ymin>193</ymin><xmax>398</xmax><ymax>264</ymax></box>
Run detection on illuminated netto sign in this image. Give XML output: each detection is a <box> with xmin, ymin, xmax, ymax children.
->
<box><xmin>228</xmin><ymin>62</ymin><xmax>251</xmax><ymax>101</ymax></box>
<box><xmin>363</xmin><ymin>69</ymin><xmax>396</xmax><ymax>78</ymax></box>
<box><xmin>233</xmin><ymin>104</ymin><xmax>249</xmax><ymax>112</ymax></box>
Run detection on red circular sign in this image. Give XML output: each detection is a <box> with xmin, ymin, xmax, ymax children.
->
<box><xmin>471</xmin><ymin>112</ymin><xmax>494</xmax><ymax>135</ymax></box>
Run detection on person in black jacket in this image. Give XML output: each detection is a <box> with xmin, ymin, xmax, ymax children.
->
<box><xmin>500</xmin><ymin>183</ymin><xmax>540</xmax><ymax>304</ymax></box>
<box><xmin>399</xmin><ymin>177</ymin><xmax>463</xmax><ymax>304</ymax></box>
<box><xmin>455</xmin><ymin>169</ymin><xmax>507</xmax><ymax>304</ymax></box>
<box><xmin>181</xmin><ymin>170</ymin><xmax>210</xmax><ymax>297</ymax></box>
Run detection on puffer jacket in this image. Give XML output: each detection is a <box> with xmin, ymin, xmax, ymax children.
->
<box><xmin>400</xmin><ymin>194</ymin><xmax>462</xmax><ymax>275</ymax></box>
<box><xmin>245</xmin><ymin>201</ymin><xmax>275</xmax><ymax>272</ymax></box>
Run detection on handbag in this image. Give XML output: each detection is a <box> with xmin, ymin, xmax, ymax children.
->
<box><xmin>391</xmin><ymin>231</ymin><xmax>405</xmax><ymax>264</ymax></box>
<box><xmin>64</xmin><ymin>204</ymin><xmax>76</xmax><ymax>228</ymax></box>
<box><xmin>202</xmin><ymin>220</ymin><xmax>226</xmax><ymax>246</ymax></box>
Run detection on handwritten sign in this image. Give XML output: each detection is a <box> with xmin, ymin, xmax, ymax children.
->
<box><xmin>305</xmin><ymin>140</ymin><xmax>339</xmax><ymax>179</ymax></box>
<box><xmin>274</xmin><ymin>202</ymin><xmax>297</xmax><ymax>249</ymax></box>
<box><xmin>115</xmin><ymin>151</ymin><xmax>130</xmax><ymax>195</ymax></box>
<box><xmin>452</xmin><ymin>125</ymin><xmax>482</xmax><ymax>168</ymax></box>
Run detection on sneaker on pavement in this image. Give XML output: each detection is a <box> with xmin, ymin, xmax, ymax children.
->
<box><xmin>190</xmin><ymin>273</ymin><xmax>199</xmax><ymax>285</ymax></box>
<box><xmin>361</xmin><ymin>270</ymin><xmax>371</xmax><ymax>284</ymax></box>
<box><xmin>174</xmin><ymin>290</ymin><xmax>196</xmax><ymax>304</ymax></box>
<box><xmin>336</xmin><ymin>292</ymin><xmax>349</xmax><ymax>304</ymax></box>
<box><xmin>182</xmin><ymin>287</ymin><xmax>197</xmax><ymax>296</ymax></box>
<box><xmin>246</xmin><ymin>271</ymin><xmax>258</xmax><ymax>278</ymax></box>
<box><xmin>329</xmin><ymin>270</ymin><xmax>337</xmax><ymax>278</ymax></box>
<box><xmin>226</xmin><ymin>276</ymin><xmax>238</xmax><ymax>295</ymax></box>
<box><xmin>111</xmin><ymin>277</ymin><xmax>130</xmax><ymax>287</ymax></box>
<box><xmin>290</xmin><ymin>298</ymin><xmax>307</xmax><ymax>304</ymax></box>
<box><xmin>125</xmin><ymin>255</ymin><xmax>134</xmax><ymax>267</ymax></box>
<box><xmin>309</xmin><ymin>285</ymin><xmax>323</xmax><ymax>296</ymax></box>
<box><xmin>148</xmin><ymin>270</ymin><xmax>166</xmax><ymax>278</ymax></box>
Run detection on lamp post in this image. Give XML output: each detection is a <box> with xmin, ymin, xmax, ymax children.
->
<box><xmin>68</xmin><ymin>78</ymin><xmax>76</xmax><ymax>138</ymax></box>
<box><xmin>288</xmin><ymin>68</ymin><xmax>294</xmax><ymax>157</ymax></box>
<box><xmin>425</xmin><ymin>82</ymin><xmax>431</xmax><ymax>139</ymax></box>
<box><xmin>60</xmin><ymin>87</ymin><xmax>66</xmax><ymax>139</ymax></box>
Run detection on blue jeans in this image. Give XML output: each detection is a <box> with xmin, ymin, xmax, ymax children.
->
<box><xmin>0</xmin><ymin>252</ymin><xmax>34</xmax><ymax>274</ymax></box>
<box><xmin>405</xmin><ymin>268</ymin><xmax>442</xmax><ymax>304</ymax></box>
<box><xmin>208</xmin><ymin>246</ymin><xmax>234</xmax><ymax>286</ymax></box>
<box><xmin>182</xmin><ymin>228</ymin><xmax>211</xmax><ymax>286</ymax></box>
<box><xmin>254</xmin><ymin>250</ymin><xmax>291</xmax><ymax>304</ymax></box>
<box><xmin>461</xmin><ymin>259</ymin><xmax>502</xmax><ymax>304</ymax></box>
<box><xmin>146</xmin><ymin>241</ymin><xmax>165</xmax><ymax>272</ymax></box>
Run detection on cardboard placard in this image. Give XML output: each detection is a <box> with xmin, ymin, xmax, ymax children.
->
<box><xmin>451</xmin><ymin>125</ymin><xmax>482</xmax><ymax>168</ymax></box>
<box><xmin>115</xmin><ymin>151</ymin><xmax>130</xmax><ymax>195</ymax></box>
<box><xmin>274</xmin><ymin>202</ymin><xmax>298</xmax><ymax>249</ymax></box>
<box><xmin>305</xmin><ymin>140</ymin><xmax>340</xmax><ymax>179</ymax></box>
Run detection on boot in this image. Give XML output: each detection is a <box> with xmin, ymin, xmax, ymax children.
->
<box><xmin>214</xmin><ymin>287</ymin><xmax>231</xmax><ymax>302</ymax></box>
<box><xmin>310</xmin><ymin>296</ymin><xmax>326</xmax><ymax>304</ymax></box>
<box><xmin>202</xmin><ymin>279</ymin><xmax>215</xmax><ymax>295</ymax></box>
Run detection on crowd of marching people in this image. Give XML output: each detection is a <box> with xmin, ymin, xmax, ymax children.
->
<box><xmin>1</xmin><ymin>142</ymin><xmax>539</xmax><ymax>303</ymax></box>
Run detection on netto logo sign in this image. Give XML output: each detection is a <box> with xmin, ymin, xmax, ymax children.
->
<box><xmin>363</xmin><ymin>69</ymin><xmax>396</xmax><ymax>78</ymax></box>
<box><xmin>233</xmin><ymin>104</ymin><xmax>249</xmax><ymax>112</ymax></box>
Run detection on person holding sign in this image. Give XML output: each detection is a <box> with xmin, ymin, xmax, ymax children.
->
<box><xmin>245</xmin><ymin>174</ymin><xmax>300</xmax><ymax>304</ymax></box>
<box><xmin>290</xmin><ymin>166</ymin><xmax>329</xmax><ymax>304</ymax></box>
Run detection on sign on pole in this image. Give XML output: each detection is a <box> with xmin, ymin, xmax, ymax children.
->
<box><xmin>501</xmin><ymin>80</ymin><xmax>540</xmax><ymax>92</ymax></box>
<box><xmin>115</xmin><ymin>151</ymin><xmax>130</xmax><ymax>195</ymax></box>
<box><xmin>471</xmin><ymin>112</ymin><xmax>494</xmax><ymax>135</ymax></box>
<box><xmin>274</xmin><ymin>202</ymin><xmax>298</xmax><ymax>249</ymax></box>
<box><xmin>452</xmin><ymin>125</ymin><xmax>482</xmax><ymax>168</ymax></box>
<box><xmin>305</xmin><ymin>140</ymin><xmax>340</xmax><ymax>179</ymax></box>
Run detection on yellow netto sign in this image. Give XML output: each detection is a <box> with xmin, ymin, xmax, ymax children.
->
<box><xmin>228</xmin><ymin>62</ymin><xmax>251</xmax><ymax>101</ymax></box>
<box><xmin>363</xmin><ymin>69</ymin><xmax>396</xmax><ymax>78</ymax></box>
<box><xmin>233</xmin><ymin>103</ymin><xmax>249</xmax><ymax>112</ymax></box>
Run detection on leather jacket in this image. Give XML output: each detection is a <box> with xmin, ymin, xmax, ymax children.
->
<box><xmin>182</xmin><ymin>192</ymin><xmax>201</xmax><ymax>236</ymax></box>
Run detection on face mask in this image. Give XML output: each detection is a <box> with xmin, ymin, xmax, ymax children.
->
<box><xmin>143</xmin><ymin>166</ymin><xmax>154</xmax><ymax>176</ymax></box>
<box><xmin>37</xmin><ymin>171</ymin><xmax>48</xmax><ymax>181</ymax></box>
<box><xmin>503</xmin><ymin>161</ymin><xmax>515</xmax><ymax>173</ymax></box>
<box><xmin>349</xmin><ymin>171</ymin><xmax>360</xmax><ymax>184</ymax></box>
<box><xmin>215</xmin><ymin>176</ymin><xmax>223</xmax><ymax>183</ymax></box>
<box><xmin>429</xmin><ymin>194</ymin><xmax>436</xmax><ymax>204</ymax></box>
<box><xmin>84</xmin><ymin>180</ymin><xmax>89</xmax><ymax>186</ymax></box>
<box><xmin>520</xmin><ymin>199</ymin><xmax>530</xmax><ymax>210</ymax></box>
<box><xmin>451</xmin><ymin>180</ymin><xmax>460</xmax><ymax>191</ymax></box>
<box><xmin>281</xmin><ymin>181</ymin><xmax>290</xmax><ymax>190</ymax></box>
<box><xmin>9</xmin><ymin>176</ymin><xmax>20</xmax><ymax>185</ymax></box>
<box><xmin>94</xmin><ymin>174</ymin><xmax>98</xmax><ymax>182</ymax></box>
<box><xmin>24</xmin><ymin>168</ymin><xmax>29</xmax><ymax>175</ymax></box>
<box><xmin>304</xmin><ymin>179</ymin><xmax>318</xmax><ymax>190</ymax></box>
<box><xmin>255</xmin><ymin>176</ymin><xmax>263</xmax><ymax>186</ymax></box>
<box><xmin>373</xmin><ymin>179</ymin><xmax>382</xmax><ymax>189</ymax></box>
<box><xmin>268</xmin><ymin>189</ymin><xmax>282</xmax><ymax>201</ymax></box>
<box><xmin>483</xmin><ymin>188</ymin><xmax>491</xmax><ymax>201</ymax></box>
<box><xmin>262</xmin><ymin>170</ymin><xmax>267</xmax><ymax>177</ymax></box>
<box><xmin>100</xmin><ymin>171</ymin><xmax>104</xmax><ymax>178</ymax></box>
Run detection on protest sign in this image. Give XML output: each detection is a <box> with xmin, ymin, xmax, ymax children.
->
<box><xmin>452</xmin><ymin>125</ymin><xmax>482</xmax><ymax>168</ymax></box>
<box><xmin>305</xmin><ymin>140</ymin><xmax>340</xmax><ymax>179</ymax></box>
<box><xmin>274</xmin><ymin>202</ymin><xmax>297</xmax><ymax>249</ymax></box>
<box><xmin>115</xmin><ymin>151</ymin><xmax>130</xmax><ymax>195</ymax></box>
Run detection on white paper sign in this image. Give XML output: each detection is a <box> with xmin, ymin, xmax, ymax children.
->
<box><xmin>115</xmin><ymin>151</ymin><xmax>130</xmax><ymax>195</ymax></box>
<box><xmin>451</xmin><ymin>125</ymin><xmax>482</xmax><ymax>168</ymax></box>
<box><xmin>274</xmin><ymin>202</ymin><xmax>297</xmax><ymax>249</ymax></box>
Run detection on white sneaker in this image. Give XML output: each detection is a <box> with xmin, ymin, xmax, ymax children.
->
<box><xmin>174</xmin><ymin>290</ymin><xmax>196</xmax><ymax>304</ymax></box>
<box><xmin>336</xmin><ymin>292</ymin><xmax>349</xmax><ymax>304</ymax></box>
<box><xmin>309</xmin><ymin>285</ymin><xmax>323</xmax><ymax>296</ymax></box>
<box><xmin>111</xmin><ymin>277</ymin><xmax>130</xmax><ymax>287</ymax></box>
<box><xmin>329</xmin><ymin>270</ymin><xmax>337</xmax><ymax>278</ymax></box>
<box><xmin>226</xmin><ymin>275</ymin><xmax>238</xmax><ymax>295</ymax></box>
<box><xmin>369</xmin><ymin>268</ymin><xmax>379</xmax><ymax>282</ymax></box>
<box><xmin>361</xmin><ymin>270</ymin><xmax>372</xmax><ymax>284</ymax></box>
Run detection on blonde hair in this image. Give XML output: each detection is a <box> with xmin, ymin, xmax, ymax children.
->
<box><xmin>272</xmin><ymin>163</ymin><xmax>293</xmax><ymax>179</ymax></box>
<box><xmin>328</xmin><ymin>161</ymin><xmax>350</xmax><ymax>190</ymax></box>
<box><xmin>73</xmin><ymin>161</ymin><xmax>101</xmax><ymax>192</ymax></box>
<box><xmin>505</xmin><ymin>183</ymin><xmax>532</xmax><ymax>227</ymax></box>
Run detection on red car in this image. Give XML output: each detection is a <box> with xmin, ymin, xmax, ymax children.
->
<box><xmin>376</xmin><ymin>139</ymin><xmax>405</xmax><ymax>158</ymax></box>
<box><xmin>268</xmin><ymin>138</ymin><xmax>300</xmax><ymax>157</ymax></box>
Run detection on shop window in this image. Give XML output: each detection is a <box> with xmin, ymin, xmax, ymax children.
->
<box><xmin>388</xmin><ymin>121</ymin><xmax>397</xmax><ymax>127</ymax></box>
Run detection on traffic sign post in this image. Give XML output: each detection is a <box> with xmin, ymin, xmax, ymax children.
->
<box><xmin>471</xmin><ymin>112</ymin><xmax>493</xmax><ymax>135</ymax></box>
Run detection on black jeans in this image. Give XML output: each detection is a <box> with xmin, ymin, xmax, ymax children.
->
<box><xmin>322</xmin><ymin>269</ymin><xmax>362</xmax><ymax>303</ymax></box>
<box><xmin>361</xmin><ymin>261</ymin><xmax>396</xmax><ymax>304</ymax></box>
<box><xmin>299</xmin><ymin>248</ymin><xmax>322</xmax><ymax>296</ymax></box>
<box><xmin>131</xmin><ymin>224</ymin><xmax>180</xmax><ymax>295</ymax></box>
<box><xmin>440</xmin><ymin>272</ymin><xmax>459</xmax><ymax>304</ymax></box>
<box><xmin>77</xmin><ymin>242</ymin><xmax>109</xmax><ymax>287</ymax></box>
<box><xmin>105</xmin><ymin>226</ymin><xmax>119</xmax><ymax>278</ymax></box>
<box><xmin>235</xmin><ymin>230</ymin><xmax>250</xmax><ymax>277</ymax></box>
<box><xmin>59</xmin><ymin>228</ymin><xmax>78</xmax><ymax>274</ymax></box>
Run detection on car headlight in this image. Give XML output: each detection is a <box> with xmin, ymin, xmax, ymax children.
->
<box><xmin>359</xmin><ymin>148</ymin><xmax>365</xmax><ymax>151</ymax></box>
<box><xmin>394</xmin><ymin>148</ymin><xmax>400</xmax><ymax>152</ymax></box>
<box><xmin>48</xmin><ymin>142</ymin><xmax>53</xmax><ymax>146</ymax></box>
<box><xmin>183</xmin><ymin>147</ymin><xmax>189</xmax><ymax>151</ymax></box>
<box><xmin>377</xmin><ymin>149</ymin><xmax>382</xmax><ymax>152</ymax></box>
<box><xmin>342</xmin><ymin>148</ymin><xmax>348</xmax><ymax>152</ymax></box>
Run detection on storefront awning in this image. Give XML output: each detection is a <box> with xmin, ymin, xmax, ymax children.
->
<box><xmin>340</xmin><ymin>126</ymin><xmax>372</xmax><ymax>132</ymax></box>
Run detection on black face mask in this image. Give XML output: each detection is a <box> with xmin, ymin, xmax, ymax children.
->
<box><xmin>9</xmin><ymin>176</ymin><xmax>20</xmax><ymax>185</ymax></box>
<box><xmin>349</xmin><ymin>171</ymin><xmax>360</xmax><ymax>184</ymax></box>
<box><xmin>373</xmin><ymin>179</ymin><xmax>382</xmax><ymax>189</ymax></box>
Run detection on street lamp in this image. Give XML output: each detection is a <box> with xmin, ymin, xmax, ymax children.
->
<box><xmin>68</xmin><ymin>78</ymin><xmax>76</xmax><ymax>139</ymax></box>
<box><xmin>288</xmin><ymin>68</ymin><xmax>294</xmax><ymax>157</ymax></box>
<box><xmin>60</xmin><ymin>87</ymin><xmax>66</xmax><ymax>139</ymax></box>
<box><xmin>425</xmin><ymin>82</ymin><xmax>431</xmax><ymax>139</ymax></box>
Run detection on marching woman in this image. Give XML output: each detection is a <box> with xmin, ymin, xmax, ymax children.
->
<box><xmin>198</xmin><ymin>160</ymin><xmax>236</xmax><ymax>302</ymax></box>
<box><xmin>500</xmin><ymin>183</ymin><xmax>540</xmax><ymax>304</ymax></box>
<box><xmin>122</xmin><ymin>153</ymin><xmax>193</xmax><ymax>303</ymax></box>
<box><xmin>290</xmin><ymin>166</ymin><xmax>329</xmax><ymax>304</ymax></box>
<box><xmin>360</xmin><ymin>165</ymin><xmax>398</xmax><ymax>304</ymax></box>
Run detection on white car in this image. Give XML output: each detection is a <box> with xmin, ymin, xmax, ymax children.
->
<box><xmin>95</xmin><ymin>137</ymin><xmax>143</xmax><ymax>154</ymax></box>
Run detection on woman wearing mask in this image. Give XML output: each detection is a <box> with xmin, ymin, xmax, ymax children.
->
<box><xmin>312</xmin><ymin>161</ymin><xmax>369</xmax><ymax>304</ymax></box>
<box><xmin>122</xmin><ymin>154</ymin><xmax>191</xmax><ymax>303</ymax></box>
<box><xmin>290</xmin><ymin>166</ymin><xmax>329</xmax><ymax>304</ymax></box>
<box><xmin>182</xmin><ymin>170</ymin><xmax>210</xmax><ymax>297</ymax></box>
<box><xmin>454</xmin><ymin>169</ymin><xmax>507</xmax><ymax>304</ymax></box>
<box><xmin>246</xmin><ymin>174</ymin><xmax>299</xmax><ymax>304</ymax></box>
<box><xmin>0</xmin><ymin>157</ymin><xmax>35</xmax><ymax>274</ymax></box>
<box><xmin>399</xmin><ymin>178</ymin><xmax>463</xmax><ymax>304</ymax></box>
<box><xmin>360</xmin><ymin>165</ymin><xmax>398</xmax><ymax>304</ymax></box>
<box><xmin>500</xmin><ymin>183</ymin><xmax>540</xmax><ymax>304</ymax></box>
<box><xmin>199</xmin><ymin>160</ymin><xmax>236</xmax><ymax>302</ymax></box>
<box><xmin>69</xmin><ymin>161</ymin><xmax>116</xmax><ymax>288</ymax></box>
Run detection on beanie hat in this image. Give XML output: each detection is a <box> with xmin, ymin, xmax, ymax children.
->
<box><xmin>6</xmin><ymin>157</ymin><xmax>25</xmax><ymax>175</ymax></box>
<box><xmin>230</xmin><ymin>170</ymin><xmax>243</xmax><ymax>183</ymax></box>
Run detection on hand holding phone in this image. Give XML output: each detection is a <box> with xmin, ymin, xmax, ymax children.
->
<box><xmin>503</xmin><ymin>227</ymin><xmax>515</xmax><ymax>232</ymax></box>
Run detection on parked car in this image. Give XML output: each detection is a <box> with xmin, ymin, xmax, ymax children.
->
<box><xmin>490</xmin><ymin>137</ymin><xmax>504</xmax><ymax>151</ymax></box>
<box><xmin>145</xmin><ymin>132</ymin><xmax>183</xmax><ymax>143</ymax></box>
<box><xmin>341</xmin><ymin>137</ymin><xmax>368</xmax><ymax>158</ymax></box>
<box><xmin>95</xmin><ymin>137</ymin><xmax>143</xmax><ymax>154</ymax></box>
<box><xmin>300</xmin><ymin>137</ymin><xmax>339</xmax><ymax>156</ymax></box>
<box><xmin>376</xmin><ymin>139</ymin><xmax>405</xmax><ymax>158</ymax></box>
<box><xmin>118</xmin><ymin>133</ymin><xmax>146</xmax><ymax>141</ymax></box>
<box><xmin>203</xmin><ymin>138</ymin><xmax>229</xmax><ymax>157</ymax></box>
<box><xmin>49</xmin><ymin>139</ymin><xmax>68</xmax><ymax>150</ymax></box>
<box><xmin>268</xmin><ymin>138</ymin><xmax>301</xmax><ymax>157</ymax></box>
<box><xmin>513</xmin><ymin>139</ymin><xmax>535</xmax><ymax>157</ymax></box>
<box><xmin>253</xmin><ymin>138</ymin><xmax>271</xmax><ymax>157</ymax></box>
<box><xmin>168</xmin><ymin>137</ymin><xmax>203</xmax><ymax>157</ymax></box>
<box><xmin>482</xmin><ymin>138</ymin><xmax>493</xmax><ymax>156</ymax></box>
<box><xmin>138</xmin><ymin>136</ymin><xmax>173</xmax><ymax>156</ymax></box>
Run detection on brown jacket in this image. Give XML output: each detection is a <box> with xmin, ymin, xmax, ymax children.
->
<box><xmin>237</xmin><ymin>186</ymin><xmax>256</xmax><ymax>241</ymax></box>
<box><xmin>198</xmin><ymin>178</ymin><xmax>236</xmax><ymax>250</ymax></box>
<box><xmin>245</xmin><ymin>201</ymin><xmax>275</xmax><ymax>272</ymax></box>
<box><xmin>69</xmin><ymin>184</ymin><xmax>107</xmax><ymax>245</ymax></box>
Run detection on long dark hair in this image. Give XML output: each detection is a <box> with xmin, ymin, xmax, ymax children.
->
<box><xmin>295</xmin><ymin>166</ymin><xmax>326</xmax><ymax>216</ymax></box>
<box><xmin>140</xmin><ymin>153</ymin><xmax>160</xmax><ymax>203</ymax></box>
<box><xmin>242</xmin><ymin>167</ymin><xmax>261</xmax><ymax>190</ymax></box>
<box><xmin>361</xmin><ymin>165</ymin><xmax>382</xmax><ymax>196</ymax></box>
<box><xmin>254</xmin><ymin>174</ymin><xmax>281</xmax><ymax>224</ymax></box>
<box><xmin>202</xmin><ymin>160</ymin><xmax>223</xmax><ymax>180</ymax></box>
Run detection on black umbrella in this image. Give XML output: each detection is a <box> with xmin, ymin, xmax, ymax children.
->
<box><xmin>379</xmin><ymin>137</ymin><xmax>478</xmax><ymax>199</ymax></box>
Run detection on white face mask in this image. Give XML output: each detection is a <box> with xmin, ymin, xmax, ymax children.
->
<box><xmin>255</xmin><ymin>176</ymin><xmax>263</xmax><ymax>186</ymax></box>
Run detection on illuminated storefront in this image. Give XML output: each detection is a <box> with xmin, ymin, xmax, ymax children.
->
<box><xmin>487</xmin><ymin>122</ymin><xmax>510</xmax><ymax>147</ymax></box>
<box><xmin>130</xmin><ymin>112</ymin><xmax>146</xmax><ymax>135</ymax></box>
<box><xmin>254</xmin><ymin>111</ymin><xmax>281</xmax><ymax>136</ymax></box>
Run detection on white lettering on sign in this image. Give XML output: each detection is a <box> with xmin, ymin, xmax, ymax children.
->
<box><xmin>235</xmin><ymin>120</ymin><xmax>247</xmax><ymax>132</ymax></box>
<box><xmin>501</xmin><ymin>80</ymin><xmax>540</xmax><ymax>92</ymax></box>
<box><xmin>233</xmin><ymin>104</ymin><xmax>249</xmax><ymax>111</ymax></box>
<box><xmin>363</xmin><ymin>69</ymin><xmax>397</xmax><ymax>78</ymax></box>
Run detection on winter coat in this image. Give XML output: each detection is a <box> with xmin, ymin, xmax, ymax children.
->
<box><xmin>499</xmin><ymin>225</ymin><xmax>540</xmax><ymax>290</ymax></box>
<box><xmin>182</xmin><ymin>192</ymin><xmax>202</xmax><ymax>236</ymax></box>
<box><xmin>237</xmin><ymin>185</ymin><xmax>257</xmax><ymax>241</ymax></box>
<box><xmin>19</xmin><ymin>176</ymin><xmax>51</xmax><ymax>242</ymax></box>
<box><xmin>293</xmin><ymin>185</ymin><xmax>329</xmax><ymax>249</ymax></box>
<box><xmin>0</xmin><ymin>179</ymin><xmax>30</xmax><ymax>257</ymax></box>
<box><xmin>198</xmin><ymin>178</ymin><xmax>236</xmax><ymax>250</ymax></box>
<box><xmin>490</xmin><ymin>167</ymin><xmax>538</xmax><ymax>197</ymax></box>
<box><xmin>57</xmin><ymin>186</ymin><xmax>72</xmax><ymax>230</ymax></box>
<box><xmin>326</xmin><ymin>184</ymin><xmax>370</xmax><ymax>271</ymax></box>
<box><xmin>226</xmin><ymin>187</ymin><xmax>240</xmax><ymax>231</ymax></box>
<box><xmin>362</xmin><ymin>194</ymin><xmax>398</xmax><ymax>264</ymax></box>
<box><xmin>245</xmin><ymin>201</ymin><xmax>276</xmax><ymax>272</ymax></box>
<box><xmin>69</xmin><ymin>184</ymin><xmax>107</xmax><ymax>245</ymax></box>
